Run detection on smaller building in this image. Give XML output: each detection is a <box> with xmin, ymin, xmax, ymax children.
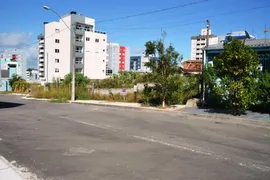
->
<box><xmin>182</xmin><ymin>60</ymin><xmax>202</xmax><ymax>74</ymax></box>
<box><xmin>191</xmin><ymin>28</ymin><xmax>218</xmax><ymax>60</ymax></box>
<box><xmin>26</xmin><ymin>69</ymin><xmax>39</xmax><ymax>82</ymax></box>
<box><xmin>205</xmin><ymin>39</ymin><xmax>270</xmax><ymax>72</ymax></box>
<box><xmin>130</xmin><ymin>55</ymin><xmax>151</xmax><ymax>73</ymax></box>
<box><xmin>0</xmin><ymin>49</ymin><xmax>27</xmax><ymax>91</ymax></box>
<box><xmin>106</xmin><ymin>43</ymin><xmax>130</xmax><ymax>75</ymax></box>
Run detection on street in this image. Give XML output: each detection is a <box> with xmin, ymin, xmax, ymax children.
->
<box><xmin>0</xmin><ymin>95</ymin><xmax>270</xmax><ymax>180</ymax></box>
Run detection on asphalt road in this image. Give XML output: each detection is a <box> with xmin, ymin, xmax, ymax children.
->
<box><xmin>0</xmin><ymin>95</ymin><xmax>270</xmax><ymax>180</ymax></box>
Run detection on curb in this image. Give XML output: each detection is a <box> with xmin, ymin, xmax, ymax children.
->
<box><xmin>180</xmin><ymin>111</ymin><xmax>270</xmax><ymax>128</ymax></box>
<box><xmin>0</xmin><ymin>156</ymin><xmax>24</xmax><ymax>180</ymax></box>
<box><xmin>21</xmin><ymin>97</ymin><xmax>270</xmax><ymax>127</ymax></box>
<box><xmin>72</xmin><ymin>101</ymin><xmax>183</xmax><ymax>112</ymax></box>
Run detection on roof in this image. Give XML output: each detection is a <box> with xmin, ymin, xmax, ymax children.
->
<box><xmin>191</xmin><ymin>34</ymin><xmax>217</xmax><ymax>40</ymax></box>
<box><xmin>206</xmin><ymin>39</ymin><xmax>270</xmax><ymax>50</ymax></box>
<box><xmin>183</xmin><ymin>60</ymin><xmax>202</xmax><ymax>63</ymax></box>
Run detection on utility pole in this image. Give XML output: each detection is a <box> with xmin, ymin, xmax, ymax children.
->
<box><xmin>161</xmin><ymin>29</ymin><xmax>167</xmax><ymax>50</ymax></box>
<box><xmin>264</xmin><ymin>24</ymin><xmax>268</xmax><ymax>45</ymax></box>
<box><xmin>71</xmin><ymin>25</ymin><xmax>76</xmax><ymax>102</ymax></box>
<box><xmin>201</xmin><ymin>20</ymin><xmax>210</xmax><ymax>106</ymax></box>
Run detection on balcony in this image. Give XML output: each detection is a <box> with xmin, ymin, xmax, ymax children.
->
<box><xmin>39</xmin><ymin>63</ymin><xmax>44</xmax><ymax>67</ymax></box>
<box><xmin>39</xmin><ymin>44</ymin><xmax>44</xmax><ymax>48</ymax></box>
<box><xmin>39</xmin><ymin>49</ymin><xmax>44</xmax><ymax>53</ymax></box>
<box><xmin>39</xmin><ymin>68</ymin><xmax>44</xmax><ymax>71</ymax></box>
<box><xmin>39</xmin><ymin>40</ymin><xmax>44</xmax><ymax>44</ymax></box>
<box><xmin>39</xmin><ymin>58</ymin><xmax>44</xmax><ymax>62</ymax></box>
<box><xmin>39</xmin><ymin>54</ymin><xmax>44</xmax><ymax>57</ymax></box>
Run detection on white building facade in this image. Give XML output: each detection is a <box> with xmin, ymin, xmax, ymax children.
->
<box><xmin>39</xmin><ymin>11</ymin><xmax>107</xmax><ymax>83</ymax></box>
<box><xmin>106</xmin><ymin>43</ymin><xmax>120</xmax><ymax>75</ymax></box>
<box><xmin>106</xmin><ymin>43</ymin><xmax>130</xmax><ymax>75</ymax></box>
<box><xmin>190</xmin><ymin>28</ymin><xmax>218</xmax><ymax>60</ymax></box>
<box><xmin>0</xmin><ymin>49</ymin><xmax>27</xmax><ymax>79</ymax></box>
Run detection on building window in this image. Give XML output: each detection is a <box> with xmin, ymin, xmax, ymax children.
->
<box><xmin>95</xmin><ymin>39</ymin><xmax>99</xmax><ymax>43</ymax></box>
<box><xmin>103</xmin><ymin>49</ymin><xmax>105</xmax><ymax>52</ymax></box>
<box><xmin>103</xmin><ymin>60</ymin><xmax>105</xmax><ymax>62</ymax></box>
<box><xmin>76</xmin><ymin>25</ymin><xmax>82</xmax><ymax>30</ymax></box>
<box><xmin>55</xmin><ymin>29</ymin><xmax>60</xmax><ymax>32</ymax></box>
<box><xmin>75</xmin><ymin>57</ymin><xmax>83</xmax><ymax>64</ymax></box>
<box><xmin>55</xmin><ymin>59</ymin><xmax>59</xmax><ymax>63</ymax></box>
<box><xmin>201</xmin><ymin>43</ymin><xmax>205</xmax><ymax>46</ymax></box>
<box><xmin>55</xmin><ymin>39</ymin><xmax>60</xmax><ymax>43</ymax></box>
<box><xmin>86</xmin><ymin>37</ymin><xmax>90</xmax><ymax>41</ymax></box>
<box><xmin>76</xmin><ymin>46</ymin><xmax>83</xmax><ymax>53</ymax></box>
<box><xmin>55</xmin><ymin>49</ymin><xmax>60</xmax><ymax>53</ymax></box>
<box><xmin>55</xmin><ymin>68</ymin><xmax>59</xmax><ymax>73</ymax></box>
<box><xmin>75</xmin><ymin>68</ymin><xmax>83</xmax><ymax>73</ymax></box>
<box><xmin>76</xmin><ymin>35</ymin><xmax>83</xmax><ymax>42</ymax></box>
<box><xmin>103</xmin><ymin>39</ymin><xmax>106</xmax><ymax>42</ymax></box>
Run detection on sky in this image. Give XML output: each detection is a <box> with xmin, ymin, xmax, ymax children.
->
<box><xmin>0</xmin><ymin>0</ymin><xmax>270</xmax><ymax>68</ymax></box>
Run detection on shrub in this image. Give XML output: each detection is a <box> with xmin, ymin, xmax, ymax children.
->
<box><xmin>13</xmin><ymin>80</ymin><xmax>30</xmax><ymax>93</ymax></box>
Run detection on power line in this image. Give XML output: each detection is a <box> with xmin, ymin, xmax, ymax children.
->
<box><xmin>102</xmin><ymin>4</ymin><xmax>270</xmax><ymax>32</ymax></box>
<box><xmin>10</xmin><ymin>3</ymin><xmax>270</xmax><ymax>51</ymax></box>
<box><xmin>107</xmin><ymin>21</ymin><xmax>205</xmax><ymax>32</ymax></box>
<box><xmin>96</xmin><ymin>0</ymin><xmax>209</xmax><ymax>23</ymax></box>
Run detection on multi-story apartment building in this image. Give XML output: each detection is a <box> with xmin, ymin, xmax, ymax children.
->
<box><xmin>190</xmin><ymin>28</ymin><xmax>218</xmax><ymax>60</ymax></box>
<box><xmin>26</xmin><ymin>69</ymin><xmax>39</xmax><ymax>81</ymax></box>
<box><xmin>130</xmin><ymin>54</ymin><xmax>151</xmax><ymax>73</ymax></box>
<box><xmin>38</xmin><ymin>34</ymin><xmax>45</xmax><ymax>81</ymax></box>
<box><xmin>39</xmin><ymin>11</ymin><xmax>107</xmax><ymax>82</ymax></box>
<box><xmin>106</xmin><ymin>43</ymin><xmax>130</xmax><ymax>75</ymax></box>
<box><xmin>119</xmin><ymin>46</ymin><xmax>130</xmax><ymax>72</ymax></box>
<box><xmin>0</xmin><ymin>49</ymin><xmax>27</xmax><ymax>91</ymax></box>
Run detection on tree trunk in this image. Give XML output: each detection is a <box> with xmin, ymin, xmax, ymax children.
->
<box><xmin>162</xmin><ymin>96</ymin><xmax>166</xmax><ymax>108</ymax></box>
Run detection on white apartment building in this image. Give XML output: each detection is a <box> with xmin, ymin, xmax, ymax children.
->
<box><xmin>190</xmin><ymin>28</ymin><xmax>218</xmax><ymax>60</ymax></box>
<box><xmin>106</xmin><ymin>43</ymin><xmax>130</xmax><ymax>75</ymax></box>
<box><xmin>38</xmin><ymin>34</ymin><xmax>45</xmax><ymax>80</ymax></box>
<box><xmin>39</xmin><ymin>11</ymin><xmax>107</xmax><ymax>83</ymax></box>
<box><xmin>106</xmin><ymin>43</ymin><xmax>120</xmax><ymax>75</ymax></box>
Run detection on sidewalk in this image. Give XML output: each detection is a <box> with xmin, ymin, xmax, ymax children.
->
<box><xmin>0</xmin><ymin>156</ymin><xmax>24</xmax><ymax>180</ymax></box>
<box><xmin>182</xmin><ymin>108</ymin><xmax>270</xmax><ymax>122</ymax></box>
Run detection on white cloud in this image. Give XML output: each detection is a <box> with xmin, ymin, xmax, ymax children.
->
<box><xmin>23</xmin><ymin>46</ymin><xmax>38</xmax><ymax>68</ymax></box>
<box><xmin>0</xmin><ymin>32</ymin><xmax>32</xmax><ymax>47</ymax></box>
<box><xmin>131</xmin><ymin>47</ymin><xmax>145</xmax><ymax>55</ymax></box>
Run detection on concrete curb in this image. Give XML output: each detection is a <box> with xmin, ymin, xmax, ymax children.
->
<box><xmin>21</xmin><ymin>97</ymin><xmax>269</xmax><ymax>127</ymax></box>
<box><xmin>72</xmin><ymin>101</ymin><xmax>184</xmax><ymax>112</ymax></box>
<box><xmin>0</xmin><ymin>156</ymin><xmax>24</xmax><ymax>180</ymax></box>
<box><xmin>180</xmin><ymin>110</ymin><xmax>270</xmax><ymax>128</ymax></box>
<box><xmin>21</xmin><ymin>97</ymin><xmax>51</xmax><ymax>101</ymax></box>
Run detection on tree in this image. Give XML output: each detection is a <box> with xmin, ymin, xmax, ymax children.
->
<box><xmin>254</xmin><ymin>72</ymin><xmax>270</xmax><ymax>113</ymax></box>
<box><xmin>9</xmin><ymin>74</ymin><xmax>23</xmax><ymax>91</ymax></box>
<box><xmin>144</xmin><ymin>37</ymin><xmax>182</xmax><ymax>107</ymax></box>
<box><xmin>63</xmin><ymin>73</ymin><xmax>89</xmax><ymax>86</ymax></box>
<box><xmin>212</xmin><ymin>38</ymin><xmax>259</xmax><ymax>114</ymax></box>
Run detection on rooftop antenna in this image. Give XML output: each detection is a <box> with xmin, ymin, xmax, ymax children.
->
<box><xmin>264</xmin><ymin>24</ymin><xmax>268</xmax><ymax>44</ymax></box>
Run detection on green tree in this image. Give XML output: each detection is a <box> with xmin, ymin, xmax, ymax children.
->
<box><xmin>254</xmin><ymin>72</ymin><xmax>270</xmax><ymax>113</ymax></box>
<box><xmin>9</xmin><ymin>74</ymin><xmax>23</xmax><ymax>91</ymax></box>
<box><xmin>212</xmin><ymin>38</ymin><xmax>259</xmax><ymax>114</ymax></box>
<box><xmin>144</xmin><ymin>38</ymin><xmax>182</xmax><ymax>107</ymax></box>
<box><xmin>63</xmin><ymin>73</ymin><xmax>89</xmax><ymax>86</ymax></box>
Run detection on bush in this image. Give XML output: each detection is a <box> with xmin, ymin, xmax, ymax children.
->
<box><xmin>251</xmin><ymin>72</ymin><xmax>270</xmax><ymax>113</ymax></box>
<box><xmin>141</xmin><ymin>76</ymin><xmax>200</xmax><ymax>106</ymax></box>
<box><xmin>13</xmin><ymin>80</ymin><xmax>30</xmax><ymax>93</ymax></box>
<box><xmin>89</xmin><ymin>71</ymin><xmax>144</xmax><ymax>89</ymax></box>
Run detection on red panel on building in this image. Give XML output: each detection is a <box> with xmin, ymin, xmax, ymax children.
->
<box><xmin>119</xmin><ymin>46</ymin><xmax>126</xmax><ymax>71</ymax></box>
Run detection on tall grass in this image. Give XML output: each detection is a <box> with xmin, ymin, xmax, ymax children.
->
<box><xmin>30</xmin><ymin>85</ymin><xmax>142</xmax><ymax>103</ymax></box>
